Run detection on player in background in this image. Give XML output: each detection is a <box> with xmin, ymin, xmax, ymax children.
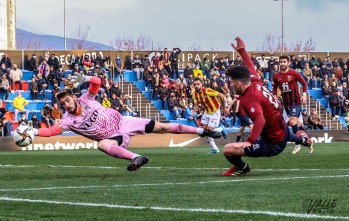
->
<box><xmin>192</xmin><ymin>78</ymin><xmax>229</xmax><ymax>154</ymax></box>
<box><xmin>234</xmin><ymin>95</ymin><xmax>254</xmax><ymax>142</ymax></box>
<box><xmin>30</xmin><ymin>77</ymin><xmax>221</xmax><ymax>171</ymax></box>
<box><xmin>273</xmin><ymin>56</ymin><xmax>312</xmax><ymax>154</ymax></box>
<box><xmin>222</xmin><ymin>37</ymin><xmax>313</xmax><ymax>176</ymax></box>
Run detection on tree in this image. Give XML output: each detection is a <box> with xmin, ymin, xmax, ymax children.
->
<box><xmin>257</xmin><ymin>34</ymin><xmax>316</xmax><ymax>52</ymax></box>
<box><xmin>69</xmin><ymin>25</ymin><xmax>95</xmax><ymax>50</ymax></box>
<box><xmin>110</xmin><ymin>35</ymin><xmax>163</xmax><ymax>51</ymax></box>
<box><xmin>188</xmin><ymin>43</ymin><xmax>202</xmax><ymax>51</ymax></box>
<box><xmin>16</xmin><ymin>31</ymin><xmax>44</xmax><ymax>50</ymax></box>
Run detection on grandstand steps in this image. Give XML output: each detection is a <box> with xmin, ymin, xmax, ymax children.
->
<box><xmin>125</xmin><ymin>83</ymin><xmax>168</xmax><ymax>122</ymax></box>
<box><xmin>307</xmin><ymin>95</ymin><xmax>345</xmax><ymax>130</ymax></box>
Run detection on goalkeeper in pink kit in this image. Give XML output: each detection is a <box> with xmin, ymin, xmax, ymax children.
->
<box><xmin>32</xmin><ymin>77</ymin><xmax>221</xmax><ymax>171</ymax></box>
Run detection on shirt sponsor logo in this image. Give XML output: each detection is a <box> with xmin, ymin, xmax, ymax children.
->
<box><xmin>251</xmin><ymin>107</ymin><xmax>255</xmax><ymax>113</ymax></box>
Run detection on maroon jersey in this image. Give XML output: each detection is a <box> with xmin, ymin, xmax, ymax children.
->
<box><xmin>238</xmin><ymin>48</ymin><xmax>286</xmax><ymax>144</ymax></box>
<box><xmin>272</xmin><ymin>69</ymin><xmax>307</xmax><ymax>109</ymax></box>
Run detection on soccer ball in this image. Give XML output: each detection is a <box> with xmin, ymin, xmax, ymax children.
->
<box><xmin>345</xmin><ymin>117</ymin><xmax>349</xmax><ymax>123</ymax></box>
<box><xmin>13</xmin><ymin>126</ymin><xmax>35</xmax><ymax>147</ymax></box>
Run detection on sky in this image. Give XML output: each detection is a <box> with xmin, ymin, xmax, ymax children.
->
<box><xmin>16</xmin><ymin>0</ymin><xmax>349</xmax><ymax>52</ymax></box>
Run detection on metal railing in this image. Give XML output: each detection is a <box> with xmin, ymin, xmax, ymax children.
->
<box><xmin>145</xmin><ymin>103</ymin><xmax>151</xmax><ymax>119</ymax></box>
<box><xmin>154</xmin><ymin>113</ymin><xmax>160</xmax><ymax>122</ymax></box>
<box><xmin>127</xmin><ymin>83</ymin><xmax>133</xmax><ymax>109</ymax></box>
<box><xmin>136</xmin><ymin>93</ymin><xmax>141</xmax><ymax>116</ymax></box>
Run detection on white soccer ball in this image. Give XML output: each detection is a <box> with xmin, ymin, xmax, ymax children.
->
<box><xmin>345</xmin><ymin>117</ymin><xmax>349</xmax><ymax>123</ymax></box>
<box><xmin>13</xmin><ymin>126</ymin><xmax>35</xmax><ymax>147</ymax></box>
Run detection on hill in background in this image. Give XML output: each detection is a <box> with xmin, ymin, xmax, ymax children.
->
<box><xmin>16</xmin><ymin>28</ymin><xmax>112</xmax><ymax>50</ymax></box>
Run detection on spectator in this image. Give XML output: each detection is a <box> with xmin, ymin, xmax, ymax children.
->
<box><xmin>170</xmin><ymin>48</ymin><xmax>181</xmax><ymax>79</ymax></box>
<box><xmin>303</xmin><ymin>63</ymin><xmax>312</xmax><ymax>89</ymax></box>
<box><xmin>262</xmin><ymin>77</ymin><xmax>273</xmax><ymax>92</ymax></box>
<box><xmin>151</xmin><ymin>70</ymin><xmax>161</xmax><ymax>99</ymax></box>
<box><xmin>185</xmin><ymin>101</ymin><xmax>196</xmax><ymax>124</ymax></box>
<box><xmin>114</xmin><ymin>54</ymin><xmax>124</xmax><ymax>79</ymax></box>
<box><xmin>94</xmin><ymin>54</ymin><xmax>105</xmax><ymax>69</ymax></box>
<box><xmin>47</xmin><ymin>66</ymin><xmax>57</xmax><ymax>86</ymax></box>
<box><xmin>322</xmin><ymin>81</ymin><xmax>332</xmax><ymax>108</ymax></box>
<box><xmin>0</xmin><ymin>117</ymin><xmax>12</xmax><ymax>137</ymax></box>
<box><xmin>101</xmin><ymin>72</ymin><xmax>112</xmax><ymax>97</ymax></box>
<box><xmin>342</xmin><ymin>82</ymin><xmax>349</xmax><ymax>100</ymax></box>
<box><xmin>343</xmin><ymin>99</ymin><xmax>349</xmax><ymax>116</ymax></box>
<box><xmin>141</xmin><ymin>54</ymin><xmax>151</xmax><ymax>71</ymax></box>
<box><xmin>41</xmin><ymin>103</ymin><xmax>55</xmax><ymax>127</ymax></box>
<box><xmin>36</xmin><ymin>73</ymin><xmax>48</xmax><ymax>100</ymax></box>
<box><xmin>162</xmin><ymin>48</ymin><xmax>172</xmax><ymax>79</ymax></box>
<box><xmin>159</xmin><ymin>63</ymin><xmax>169</xmax><ymax>77</ymax></box>
<box><xmin>120</xmin><ymin>93</ymin><xmax>133</xmax><ymax>116</ymax></box>
<box><xmin>309</xmin><ymin>55</ymin><xmax>321</xmax><ymax>69</ymax></box>
<box><xmin>178</xmin><ymin>93</ymin><xmax>188</xmax><ymax>113</ymax></box>
<box><xmin>132</xmin><ymin>53</ymin><xmax>143</xmax><ymax>81</ymax></box>
<box><xmin>51</xmin><ymin>82</ymin><xmax>61</xmax><ymax>104</ymax></box>
<box><xmin>55</xmin><ymin>64</ymin><xmax>65</xmax><ymax>86</ymax></box>
<box><xmin>332</xmin><ymin>58</ymin><xmax>340</xmax><ymax>68</ymax></box>
<box><xmin>335</xmin><ymin>66</ymin><xmax>344</xmax><ymax>84</ymax></box>
<box><xmin>29</xmin><ymin>54</ymin><xmax>38</xmax><ymax>72</ymax></box>
<box><xmin>258</xmin><ymin>54</ymin><xmax>268</xmax><ymax>79</ymax></box>
<box><xmin>82</xmin><ymin>55</ymin><xmax>93</xmax><ymax>69</ymax></box>
<box><xmin>18</xmin><ymin>113</ymin><xmax>28</xmax><ymax>126</ymax></box>
<box><xmin>0</xmin><ymin>99</ymin><xmax>7</xmax><ymax>119</ymax></box>
<box><xmin>9</xmin><ymin>64</ymin><xmax>23</xmax><ymax>90</ymax></box>
<box><xmin>103</xmin><ymin>54</ymin><xmax>112</xmax><ymax>71</ymax></box>
<box><xmin>343</xmin><ymin>65</ymin><xmax>349</xmax><ymax>82</ymax></box>
<box><xmin>202</xmin><ymin>74</ymin><xmax>210</xmax><ymax>88</ymax></box>
<box><xmin>158</xmin><ymin>81</ymin><xmax>169</xmax><ymax>110</ymax></box>
<box><xmin>51</xmin><ymin>103</ymin><xmax>63</xmax><ymax>124</ymax></box>
<box><xmin>38</xmin><ymin>58</ymin><xmax>50</xmax><ymax>79</ymax></box>
<box><xmin>289</xmin><ymin>55</ymin><xmax>298</xmax><ymax>70</ymax></box>
<box><xmin>0</xmin><ymin>74</ymin><xmax>11</xmax><ymax>100</ymax></box>
<box><xmin>168</xmin><ymin>92</ymin><xmax>181</xmax><ymax>119</ymax></box>
<box><xmin>183</xmin><ymin>63</ymin><xmax>194</xmax><ymax>79</ymax></box>
<box><xmin>29</xmin><ymin>113</ymin><xmax>41</xmax><ymax>129</ymax></box>
<box><xmin>47</xmin><ymin>54</ymin><xmax>60</xmax><ymax>71</ymax></box>
<box><xmin>0</xmin><ymin>63</ymin><xmax>12</xmax><ymax>85</ymax></box>
<box><xmin>298</xmin><ymin>57</ymin><xmax>307</xmax><ymax>70</ymax></box>
<box><xmin>13</xmin><ymin>91</ymin><xmax>29</xmax><ymax>121</ymax></box>
<box><xmin>250</xmin><ymin>53</ymin><xmax>260</xmax><ymax>70</ymax></box>
<box><xmin>234</xmin><ymin>55</ymin><xmax>243</xmax><ymax>67</ymax></box>
<box><xmin>312</xmin><ymin>65</ymin><xmax>322</xmax><ymax>89</ymax></box>
<box><xmin>193</xmin><ymin>65</ymin><xmax>203</xmax><ymax>78</ymax></box>
<box><xmin>29</xmin><ymin>77</ymin><xmax>39</xmax><ymax>100</ymax></box>
<box><xmin>329</xmin><ymin>89</ymin><xmax>341</xmax><ymax>120</ymax></box>
<box><xmin>63</xmin><ymin>74</ymin><xmax>74</xmax><ymax>90</ymax></box>
<box><xmin>200</xmin><ymin>56</ymin><xmax>211</xmax><ymax>79</ymax></box>
<box><xmin>110</xmin><ymin>93</ymin><xmax>121</xmax><ymax>112</ymax></box>
<box><xmin>1</xmin><ymin>53</ymin><xmax>12</xmax><ymax>69</ymax></box>
<box><xmin>70</xmin><ymin>54</ymin><xmax>82</xmax><ymax>69</ymax></box>
<box><xmin>174</xmin><ymin>73</ymin><xmax>186</xmax><ymax>87</ymax></box>
<box><xmin>109</xmin><ymin>81</ymin><xmax>122</xmax><ymax>98</ymax></box>
<box><xmin>301</xmin><ymin>109</ymin><xmax>310</xmax><ymax>130</ymax></box>
<box><xmin>324</xmin><ymin>56</ymin><xmax>332</xmax><ymax>70</ymax></box>
<box><xmin>308</xmin><ymin>109</ymin><xmax>324</xmax><ymax>130</ymax></box>
<box><xmin>210</xmin><ymin>65</ymin><xmax>220</xmax><ymax>77</ymax></box>
<box><xmin>151</xmin><ymin>52</ymin><xmax>162</xmax><ymax>69</ymax></box>
<box><xmin>101</xmin><ymin>92</ymin><xmax>111</xmax><ymax>108</ymax></box>
<box><xmin>71</xmin><ymin>64</ymin><xmax>81</xmax><ymax>76</ymax></box>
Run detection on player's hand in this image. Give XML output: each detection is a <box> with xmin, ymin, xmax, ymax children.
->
<box><xmin>223</xmin><ymin>107</ymin><xmax>229</xmax><ymax>116</ymax></box>
<box><xmin>301</xmin><ymin>94</ymin><xmax>306</xmax><ymax>105</ymax></box>
<box><xmin>231</xmin><ymin>37</ymin><xmax>245</xmax><ymax>51</ymax></box>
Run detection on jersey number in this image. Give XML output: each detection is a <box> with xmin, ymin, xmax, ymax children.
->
<box><xmin>262</xmin><ymin>87</ymin><xmax>279</xmax><ymax>109</ymax></box>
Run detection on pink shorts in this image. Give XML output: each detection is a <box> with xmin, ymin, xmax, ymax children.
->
<box><xmin>109</xmin><ymin>116</ymin><xmax>151</xmax><ymax>148</ymax></box>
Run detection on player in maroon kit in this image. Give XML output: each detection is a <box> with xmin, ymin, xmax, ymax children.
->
<box><xmin>221</xmin><ymin>37</ymin><xmax>313</xmax><ymax>176</ymax></box>
<box><xmin>273</xmin><ymin>56</ymin><xmax>313</xmax><ymax>154</ymax></box>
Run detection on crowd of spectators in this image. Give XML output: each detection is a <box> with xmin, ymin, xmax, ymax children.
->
<box><xmin>2</xmin><ymin>51</ymin><xmax>349</xmax><ymax>135</ymax></box>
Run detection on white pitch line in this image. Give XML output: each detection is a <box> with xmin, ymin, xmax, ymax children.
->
<box><xmin>1</xmin><ymin>164</ymin><xmax>349</xmax><ymax>171</ymax></box>
<box><xmin>0</xmin><ymin>197</ymin><xmax>348</xmax><ymax>220</ymax></box>
<box><xmin>0</xmin><ymin>174</ymin><xmax>348</xmax><ymax>192</ymax></box>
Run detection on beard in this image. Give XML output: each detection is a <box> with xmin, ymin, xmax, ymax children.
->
<box><xmin>195</xmin><ymin>86</ymin><xmax>201</xmax><ymax>92</ymax></box>
<box><xmin>280</xmin><ymin>65</ymin><xmax>287</xmax><ymax>71</ymax></box>
<box><xmin>67</xmin><ymin>100</ymin><xmax>78</xmax><ymax>114</ymax></box>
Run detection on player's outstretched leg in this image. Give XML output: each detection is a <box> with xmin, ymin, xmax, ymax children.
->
<box><xmin>152</xmin><ymin>122</ymin><xmax>222</xmax><ymax>139</ymax></box>
<box><xmin>98</xmin><ymin>139</ymin><xmax>149</xmax><ymax>171</ymax></box>
<box><xmin>222</xmin><ymin>144</ymin><xmax>250</xmax><ymax>176</ymax></box>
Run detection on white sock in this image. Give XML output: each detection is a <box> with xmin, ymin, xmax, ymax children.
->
<box><xmin>196</xmin><ymin>128</ymin><xmax>204</xmax><ymax>135</ymax></box>
<box><xmin>214</xmin><ymin>127</ymin><xmax>223</xmax><ymax>133</ymax></box>
<box><xmin>205</xmin><ymin>137</ymin><xmax>219</xmax><ymax>150</ymax></box>
<box><xmin>131</xmin><ymin>154</ymin><xmax>140</xmax><ymax>161</ymax></box>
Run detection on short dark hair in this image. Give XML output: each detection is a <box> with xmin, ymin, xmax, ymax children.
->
<box><xmin>193</xmin><ymin>77</ymin><xmax>202</xmax><ymax>83</ymax></box>
<box><xmin>279</xmin><ymin>55</ymin><xmax>289</xmax><ymax>61</ymax></box>
<box><xmin>225</xmin><ymin>66</ymin><xmax>251</xmax><ymax>83</ymax></box>
<box><xmin>56</xmin><ymin>89</ymin><xmax>74</xmax><ymax>101</ymax></box>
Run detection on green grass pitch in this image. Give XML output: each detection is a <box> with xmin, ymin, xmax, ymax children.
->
<box><xmin>0</xmin><ymin>143</ymin><xmax>348</xmax><ymax>221</ymax></box>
